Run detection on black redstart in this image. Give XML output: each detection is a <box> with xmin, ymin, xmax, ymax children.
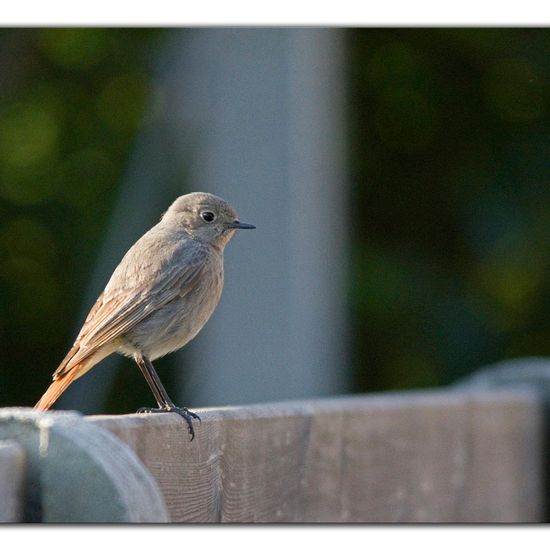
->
<box><xmin>35</xmin><ymin>192</ymin><xmax>255</xmax><ymax>439</ymax></box>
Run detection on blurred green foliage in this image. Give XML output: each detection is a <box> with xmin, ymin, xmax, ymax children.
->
<box><xmin>349</xmin><ymin>28</ymin><xmax>549</xmax><ymax>391</ymax></box>
<box><xmin>0</xmin><ymin>28</ymin><xmax>165</xmax><ymax>405</ymax></box>
<box><xmin>0</xmin><ymin>28</ymin><xmax>548</xmax><ymax>408</ymax></box>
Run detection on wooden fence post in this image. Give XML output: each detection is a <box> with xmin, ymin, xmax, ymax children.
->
<box><xmin>89</xmin><ymin>388</ymin><xmax>545</xmax><ymax>523</ymax></box>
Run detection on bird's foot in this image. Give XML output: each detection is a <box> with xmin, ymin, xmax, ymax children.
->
<box><xmin>136</xmin><ymin>405</ymin><xmax>201</xmax><ymax>441</ymax></box>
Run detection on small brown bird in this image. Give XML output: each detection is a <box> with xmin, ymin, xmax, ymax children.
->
<box><xmin>35</xmin><ymin>192</ymin><xmax>255</xmax><ymax>439</ymax></box>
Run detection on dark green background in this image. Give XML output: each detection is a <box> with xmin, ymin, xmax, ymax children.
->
<box><xmin>0</xmin><ymin>28</ymin><xmax>548</xmax><ymax>411</ymax></box>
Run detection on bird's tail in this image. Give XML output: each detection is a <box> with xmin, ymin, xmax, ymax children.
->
<box><xmin>34</xmin><ymin>368</ymin><xmax>82</xmax><ymax>411</ymax></box>
<box><xmin>34</xmin><ymin>343</ymin><xmax>114</xmax><ymax>411</ymax></box>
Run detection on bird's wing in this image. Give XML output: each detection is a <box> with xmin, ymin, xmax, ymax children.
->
<box><xmin>53</xmin><ymin>236</ymin><xmax>209</xmax><ymax>379</ymax></box>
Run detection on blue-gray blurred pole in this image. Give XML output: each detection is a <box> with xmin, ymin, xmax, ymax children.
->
<box><xmin>174</xmin><ymin>29</ymin><xmax>348</xmax><ymax>406</ymax></box>
<box><xmin>59</xmin><ymin>28</ymin><xmax>348</xmax><ymax>412</ymax></box>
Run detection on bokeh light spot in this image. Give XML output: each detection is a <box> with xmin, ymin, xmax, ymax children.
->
<box><xmin>0</xmin><ymin>162</ymin><xmax>60</xmax><ymax>205</ymax></box>
<box><xmin>97</xmin><ymin>73</ymin><xmax>150</xmax><ymax>133</ymax></box>
<box><xmin>0</xmin><ymin>102</ymin><xmax>59</xmax><ymax>168</ymax></box>
<box><xmin>39</xmin><ymin>28</ymin><xmax>108</xmax><ymax>68</ymax></box>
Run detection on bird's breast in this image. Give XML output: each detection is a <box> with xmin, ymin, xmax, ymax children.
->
<box><xmin>120</xmin><ymin>252</ymin><xmax>224</xmax><ymax>360</ymax></box>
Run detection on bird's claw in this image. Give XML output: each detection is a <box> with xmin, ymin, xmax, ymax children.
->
<box><xmin>136</xmin><ymin>405</ymin><xmax>201</xmax><ymax>441</ymax></box>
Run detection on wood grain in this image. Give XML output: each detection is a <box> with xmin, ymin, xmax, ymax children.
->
<box><xmin>89</xmin><ymin>388</ymin><xmax>545</xmax><ymax>523</ymax></box>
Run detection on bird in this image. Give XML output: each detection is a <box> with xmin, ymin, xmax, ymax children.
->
<box><xmin>35</xmin><ymin>192</ymin><xmax>255</xmax><ymax>439</ymax></box>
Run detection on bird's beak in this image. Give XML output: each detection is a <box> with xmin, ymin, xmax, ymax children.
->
<box><xmin>227</xmin><ymin>220</ymin><xmax>256</xmax><ymax>229</ymax></box>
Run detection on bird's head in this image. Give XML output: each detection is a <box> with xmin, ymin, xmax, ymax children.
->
<box><xmin>163</xmin><ymin>192</ymin><xmax>255</xmax><ymax>248</ymax></box>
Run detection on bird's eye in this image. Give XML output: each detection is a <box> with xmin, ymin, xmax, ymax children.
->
<box><xmin>201</xmin><ymin>211</ymin><xmax>216</xmax><ymax>223</ymax></box>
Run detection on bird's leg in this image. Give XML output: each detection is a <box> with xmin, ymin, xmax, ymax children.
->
<box><xmin>134</xmin><ymin>353</ymin><xmax>200</xmax><ymax>440</ymax></box>
<box><xmin>134</xmin><ymin>354</ymin><xmax>165</xmax><ymax>408</ymax></box>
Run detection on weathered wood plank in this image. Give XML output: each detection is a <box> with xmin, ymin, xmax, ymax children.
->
<box><xmin>89</xmin><ymin>412</ymin><xmax>223</xmax><ymax>522</ymax></box>
<box><xmin>459</xmin><ymin>392</ymin><xmax>543</xmax><ymax>522</ymax></box>
<box><xmin>0</xmin><ymin>441</ymin><xmax>25</xmax><ymax>522</ymax></box>
<box><xmin>216</xmin><ymin>405</ymin><xmax>312</xmax><ymax>522</ymax></box>
<box><xmin>314</xmin><ymin>393</ymin><xmax>472</xmax><ymax>522</ymax></box>
<box><xmin>89</xmin><ymin>388</ymin><xmax>545</xmax><ymax>523</ymax></box>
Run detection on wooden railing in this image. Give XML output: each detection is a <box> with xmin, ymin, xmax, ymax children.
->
<box><xmin>1</xmin><ymin>359</ymin><xmax>549</xmax><ymax>523</ymax></box>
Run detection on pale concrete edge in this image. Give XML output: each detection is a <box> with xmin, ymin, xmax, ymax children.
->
<box><xmin>0</xmin><ymin>440</ymin><xmax>25</xmax><ymax>523</ymax></box>
<box><xmin>456</xmin><ymin>357</ymin><xmax>550</xmax><ymax>393</ymax></box>
<box><xmin>48</xmin><ymin>411</ymin><xmax>170</xmax><ymax>522</ymax></box>
<box><xmin>0</xmin><ymin>408</ymin><xmax>169</xmax><ymax>523</ymax></box>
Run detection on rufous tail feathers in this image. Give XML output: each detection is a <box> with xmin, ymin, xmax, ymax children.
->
<box><xmin>34</xmin><ymin>368</ymin><xmax>81</xmax><ymax>411</ymax></box>
<box><xmin>34</xmin><ymin>345</ymin><xmax>114</xmax><ymax>411</ymax></box>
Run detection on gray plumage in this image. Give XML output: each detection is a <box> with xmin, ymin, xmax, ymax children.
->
<box><xmin>35</xmin><ymin>192</ymin><xmax>255</xmax><ymax>434</ymax></box>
